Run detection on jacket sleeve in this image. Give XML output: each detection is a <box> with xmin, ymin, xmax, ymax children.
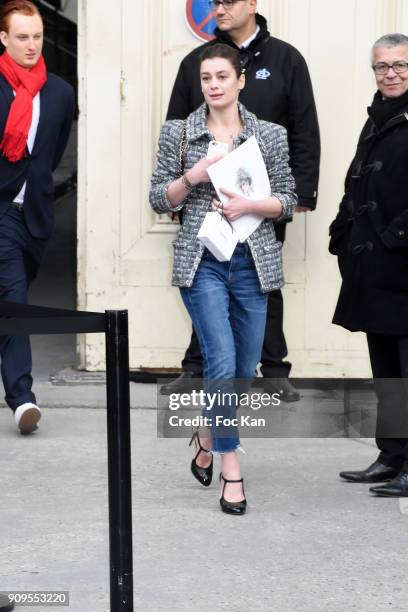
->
<box><xmin>149</xmin><ymin>120</ymin><xmax>186</xmax><ymax>214</ymax></box>
<box><xmin>166</xmin><ymin>60</ymin><xmax>192</xmax><ymax>121</ymax></box>
<box><xmin>266</xmin><ymin>125</ymin><xmax>297</xmax><ymax>221</ymax></box>
<box><xmin>52</xmin><ymin>84</ymin><xmax>75</xmax><ymax>171</ymax></box>
<box><xmin>286</xmin><ymin>53</ymin><xmax>320</xmax><ymax>209</ymax></box>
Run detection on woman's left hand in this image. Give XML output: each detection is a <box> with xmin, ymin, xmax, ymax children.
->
<box><xmin>212</xmin><ymin>187</ymin><xmax>253</xmax><ymax>221</ymax></box>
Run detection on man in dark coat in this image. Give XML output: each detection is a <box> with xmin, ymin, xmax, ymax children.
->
<box><xmin>161</xmin><ymin>0</ymin><xmax>320</xmax><ymax>401</ymax></box>
<box><xmin>0</xmin><ymin>0</ymin><xmax>74</xmax><ymax>434</ymax></box>
<box><xmin>329</xmin><ymin>33</ymin><xmax>408</xmax><ymax>497</ymax></box>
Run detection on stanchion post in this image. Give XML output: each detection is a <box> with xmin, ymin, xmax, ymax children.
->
<box><xmin>0</xmin><ymin>594</ymin><xmax>14</xmax><ymax>611</ymax></box>
<box><xmin>105</xmin><ymin>310</ymin><xmax>134</xmax><ymax>612</ymax></box>
<box><xmin>344</xmin><ymin>378</ymin><xmax>351</xmax><ymax>438</ymax></box>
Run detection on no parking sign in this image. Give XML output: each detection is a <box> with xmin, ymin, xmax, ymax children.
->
<box><xmin>185</xmin><ymin>0</ymin><xmax>216</xmax><ymax>42</ymax></box>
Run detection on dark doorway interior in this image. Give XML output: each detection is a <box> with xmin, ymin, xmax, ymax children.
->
<box><xmin>33</xmin><ymin>1</ymin><xmax>78</xmax><ymax>378</ymax></box>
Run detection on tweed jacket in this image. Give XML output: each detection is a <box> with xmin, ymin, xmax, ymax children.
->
<box><xmin>150</xmin><ymin>102</ymin><xmax>297</xmax><ymax>293</ymax></box>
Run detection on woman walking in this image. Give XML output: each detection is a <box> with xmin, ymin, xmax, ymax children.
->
<box><xmin>150</xmin><ymin>44</ymin><xmax>296</xmax><ymax>514</ymax></box>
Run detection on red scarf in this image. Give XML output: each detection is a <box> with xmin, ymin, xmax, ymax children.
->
<box><xmin>0</xmin><ymin>51</ymin><xmax>47</xmax><ymax>162</ymax></box>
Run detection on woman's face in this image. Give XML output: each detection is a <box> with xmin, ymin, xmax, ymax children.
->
<box><xmin>240</xmin><ymin>179</ymin><xmax>251</xmax><ymax>196</ymax></box>
<box><xmin>200</xmin><ymin>57</ymin><xmax>244</xmax><ymax>110</ymax></box>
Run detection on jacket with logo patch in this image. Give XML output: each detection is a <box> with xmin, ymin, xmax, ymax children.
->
<box><xmin>167</xmin><ymin>13</ymin><xmax>320</xmax><ymax>210</ymax></box>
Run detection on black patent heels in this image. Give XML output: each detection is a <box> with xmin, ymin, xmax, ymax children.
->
<box><xmin>219</xmin><ymin>473</ymin><xmax>247</xmax><ymax>515</ymax></box>
<box><xmin>189</xmin><ymin>430</ymin><xmax>213</xmax><ymax>487</ymax></box>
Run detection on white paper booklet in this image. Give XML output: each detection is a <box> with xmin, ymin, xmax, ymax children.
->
<box><xmin>207</xmin><ymin>136</ymin><xmax>270</xmax><ymax>242</ymax></box>
<box><xmin>197</xmin><ymin>212</ymin><xmax>239</xmax><ymax>262</ymax></box>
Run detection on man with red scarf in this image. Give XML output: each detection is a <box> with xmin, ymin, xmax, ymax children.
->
<box><xmin>0</xmin><ymin>1</ymin><xmax>74</xmax><ymax>434</ymax></box>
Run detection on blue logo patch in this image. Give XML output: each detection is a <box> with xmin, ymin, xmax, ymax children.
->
<box><xmin>255</xmin><ymin>68</ymin><xmax>271</xmax><ymax>80</ymax></box>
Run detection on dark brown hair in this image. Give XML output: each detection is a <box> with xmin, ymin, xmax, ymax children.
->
<box><xmin>0</xmin><ymin>0</ymin><xmax>41</xmax><ymax>33</ymax></box>
<box><xmin>199</xmin><ymin>43</ymin><xmax>242</xmax><ymax>78</ymax></box>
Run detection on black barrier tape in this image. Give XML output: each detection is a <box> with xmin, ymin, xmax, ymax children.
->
<box><xmin>0</xmin><ymin>300</ymin><xmax>105</xmax><ymax>334</ymax></box>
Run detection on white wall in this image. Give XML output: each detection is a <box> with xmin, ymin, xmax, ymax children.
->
<box><xmin>77</xmin><ymin>0</ymin><xmax>408</xmax><ymax>376</ymax></box>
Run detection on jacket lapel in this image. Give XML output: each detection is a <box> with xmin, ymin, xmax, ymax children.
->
<box><xmin>0</xmin><ymin>76</ymin><xmax>13</xmax><ymax>109</ymax></box>
<box><xmin>0</xmin><ymin>75</ymin><xmax>48</xmax><ymax>153</ymax></box>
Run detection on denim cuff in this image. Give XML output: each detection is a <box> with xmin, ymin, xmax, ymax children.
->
<box><xmin>210</xmin><ymin>443</ymin><xmax>246</xmax><ymax>455</ymax></box>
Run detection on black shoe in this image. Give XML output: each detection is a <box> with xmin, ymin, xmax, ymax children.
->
<box><xmin>160</xmin><ymin>371</ymin><xmax>202</xmax><ymax>395</ymax></box>
<box><xmin>370</xmin><ymin>472</ymin><xmax>408</xmax><ymax>496</ymax></box>
<box><xmin>189</xmin><ymin>430</ymin><xmax>213</xmax><ymax>487</ymax></box>
<box><xmin>339</xmin><ymin>460</ymin><xmax>401</xmax><ymax>483</ymax></box>
<box><xmin>219</xmin><ymin>474</ymin><xmax>247</xmax><ymax>515</ymax></box>
<box><xmin>262</xmin><ymin>377</ymin><xmax>300</xmax><ymax>402</ymax></box>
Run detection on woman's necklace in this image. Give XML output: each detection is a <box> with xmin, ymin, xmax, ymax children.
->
<box><xmin>208</xmin><ymin>118</ymin><xmax>242</xmax><ymax>144</ymax></box>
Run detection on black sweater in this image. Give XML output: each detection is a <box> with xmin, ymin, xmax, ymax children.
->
<box><xmin>167</xmin><ymin>14</ymin><xmax>320</xmax><ymax>209</ymax></box>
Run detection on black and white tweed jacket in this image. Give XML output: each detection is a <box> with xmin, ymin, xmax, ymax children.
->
<box><xmin>149</xmin><ymin>102</ymin><xmax>297</xmax><ymax>293</ymax></box>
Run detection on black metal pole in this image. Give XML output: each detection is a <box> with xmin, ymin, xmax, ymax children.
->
<box><xmin>0</xmin><ymin>594</ymin><xmax>13</xmax><ymax>611</ymax></box>
<box><xmin>344</xmin><ymin>378</ymin><xmax>351</xmax><ymax>438</ymax></box>
<box><xmin>105</xmin><ymin>310</ymin><xmax>134</xmax><ymax>612</ymax></box>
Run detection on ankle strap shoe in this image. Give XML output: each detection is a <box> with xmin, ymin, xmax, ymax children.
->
<box><xmin>189</xmin><ymin>430</ymin><xmax>213</xmax><ymax>487</ymax></box>
<box><xmin>219</xmin><ymin>473</ymin><xmax>247</xmax><ymax>515</ymax></box>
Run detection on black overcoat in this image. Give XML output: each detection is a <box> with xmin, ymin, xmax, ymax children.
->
<box><xmin>329</xmin><ymin>93</ymin><xmax>408</xmax><ymax>334</ymax></box>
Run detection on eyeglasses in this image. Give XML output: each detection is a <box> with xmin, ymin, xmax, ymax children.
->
<box><xmin>209</xmin><ymin>0</ymin><xmax>245</xmax><ymax>10</ymax></box>
<box><xmin>372</xmin><ymin>61</ymin><xmax>408</xmax><ymax>75</ymax></box>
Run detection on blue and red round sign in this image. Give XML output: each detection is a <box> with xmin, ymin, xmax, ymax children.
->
<box><xmin>185</xmin><ymin>0</ymin><xmax>216</xmax><ymax>42</ymax></box>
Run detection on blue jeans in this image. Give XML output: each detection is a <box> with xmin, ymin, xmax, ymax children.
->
<box><xmin>0</xmin><ymin>207</ymin><xmax>47</xmax><ymax>410</ymax></box>
<box><xmin>180</xmin><ymin>243</ymin><xmax>267</xmax><ymax>453</ymax></box>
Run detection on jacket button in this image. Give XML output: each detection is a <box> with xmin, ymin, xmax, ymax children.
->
<box><xmin>398</xmin><ymin>230</ymin><xmax>405</xmax><ymax>238</ymax></box>
<box><xmin>351</xmin><ymin>242</ymin><xmax>373</xmax><ymax>254</ymax></box>
<box><xmin>351</xmin><ymin>244</ymin><xmax>364</xmax><ymax>254</ymax></box>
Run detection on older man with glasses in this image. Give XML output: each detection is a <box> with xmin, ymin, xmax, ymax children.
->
<box><xmin>163</xmin><ymin>0</ymin><xmax>320</xmax><ymax>403</ymax></box>
<box><xmin>330</xmin><ymin>33</ymin><xmax>408</xmax><ymax>497</ymax></box>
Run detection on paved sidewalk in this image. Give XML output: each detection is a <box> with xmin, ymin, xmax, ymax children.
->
<box><xmin>1</xmin><ymin>396</ymin><xmax>407</xmax><ymax>612</ymax></box>
<box><xmin>2</xmin><ymin>176</ymin><xmax>407</xmax><ymax>611</ymax></box>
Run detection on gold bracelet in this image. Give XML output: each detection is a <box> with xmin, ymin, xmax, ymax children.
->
<box><xmin>181</xmin><ymin>173</ymin><xmax>194</xmax><ymax>191</ymax></box>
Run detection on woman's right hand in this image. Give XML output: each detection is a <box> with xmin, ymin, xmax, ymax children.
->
<box><xmin>186</xmin><ymin>154</ymin><xmax>223</xmax><ymax>186</ymax></box>
<box><xmin>166</xmin><ymin>154</ymin><xmax>223</xmax><ymax>209</ymax></box>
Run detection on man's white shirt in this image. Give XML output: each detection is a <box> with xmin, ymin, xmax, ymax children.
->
<box><xmin>13</xmin><ymin>92</ymin><xmax>40</xmax><ymax>204</ymax></box>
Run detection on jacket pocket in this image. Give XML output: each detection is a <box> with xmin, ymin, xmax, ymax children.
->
<box><xmin>329</xmin><ymin>218</ymin><xmax>352</xmax><ymax>256</ymax></box>
<box><xmin>261</xmin><ymin>241</ymin><xmax>283</xmax><ymax>283</ymax></box>
<box><xmin>172</xmin><ymin>238</ymin><xmax>188</xmax><ymax>248</ymax></box>
<box><xmin>381</xmin><ymin>212</ymin><xmax>408</xmax><ymax>250</ymax></box>
<box><xmin>263</xmin><ymin>241</ymin><xmax>282</xmax><ymax>252</ymax></box>
<box><xmin>171</xmin><ymin>239</ymin><xmax>189</xmax><ymax>287</ymax></box>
